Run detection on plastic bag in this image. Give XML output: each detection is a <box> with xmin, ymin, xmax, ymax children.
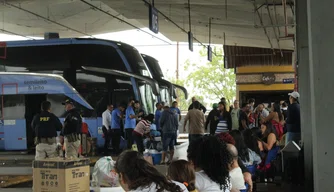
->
<box><xmin>92</xmin><ymin>156</ymin><xmax>119</xmax><ymax>187</ymax></box>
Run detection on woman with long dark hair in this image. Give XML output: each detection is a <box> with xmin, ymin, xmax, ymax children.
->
<box><xmin>243</xmin><ymin>129</ymin><xmax>262</xmax><ymax>156</ymax></box>
<box><xmin>229</xmin><ymin>130</ymin><xmax>250</xmax><ymax>163</ymax></box>
<box><xmin>258</xmin><ymin>122</ymin><xmax>279</xmax><ymax>174</ymax></box>
<box><xmin>187</xmin><ymin>135</ymin><xmax>232</xmax><ymax>192</ymax></box>
<box><xmin>261</xmin><ymin>101</ymin><xmax>284</xmax><ymax>140</ymax></box>
<box><xmin>260</xmin><ymin>122</ymin><xmax>278</xmax><ymax>151</ymax></box>
<box><xmin>115</xmin><ymin>150</ymin><xmax>185</xmax><ymax>192</ymax></box>
<box><xmin>250</xmin><ymin>127</ymin><xmax>264</xmax><ymax>150</ymax></box>
<box><xmin>241</xmin><ymin>129</ymin><xmax>262</xmax><ymax>166</ymax></box>
<box><xmin>215</xmin><ymin>102</ymin><xmax>232</xmax><ymax>134</ymax></box>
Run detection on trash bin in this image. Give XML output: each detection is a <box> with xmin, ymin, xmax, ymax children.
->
<box><xmin>149</xmin><ymin>149</ymin><xmax>162</xmax><ymax>165</ymax></box>
<box><xmin>281</xmin><ymin>141</ymin><xmax>304</xmax><ymax>184</ymax></box>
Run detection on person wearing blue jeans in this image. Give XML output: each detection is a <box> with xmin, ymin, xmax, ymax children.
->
<box><xmin>160</xmin><ymin>106</ymin><xmax>178</xmax><ymax>164</ymax></box>
<box><xmin>124</xmin><ymin>100</ymin><xmax>142</xmax><ymax>149</ymax></box>
<box><xmin>170</xmin><ymin>101</ymin><xmax>181</xmax><ymax>145</ymax></box>
<box><xmin>111</xmin><ymin>104</ymin><xmax>125</xmax><ymax>154</ymax></box>
<box><xmin>285</xmin><ymin>91</ymin><xmax>301</xmax><ymax>145</ymax></box>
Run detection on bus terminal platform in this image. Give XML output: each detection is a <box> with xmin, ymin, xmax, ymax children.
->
<box><xmin>0</xmin><ymin>141</ymin><xmax>304</xmax><ymax>191</ymax></box>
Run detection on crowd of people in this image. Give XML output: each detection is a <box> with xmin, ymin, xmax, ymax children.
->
<box><xmin>101</xmin><ymin>99</ymin><xmax>182</xmax><ymax>159</ymax></box>
<box><xmin>32</xmin><ymin>89</ymin><xmax>301</xmax><ymax>191</ymax></box>
<box><xmin>109</xmin><ymin>91</ymin><xmax>301</xmax><ymax>192</ymax></box>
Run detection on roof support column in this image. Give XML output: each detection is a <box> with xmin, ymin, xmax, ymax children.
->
<box><xmin>295</xmin><ymin>0</ymin><xmax>312</xmax><ymax>190</ymax></box>
<box><xmin>302</xmin><ymin>0</ymin><xmax>334</xmax><ymax>190</ymax></box>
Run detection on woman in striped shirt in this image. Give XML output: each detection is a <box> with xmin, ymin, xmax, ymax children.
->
<box><xmin>133</xmin><ymin>114</ymin><xmax>154</xmax><ymax>154</ymax></box>
<box><xmin>215</xmin><ymin>101</ymin><xmax>232</xmax><ymax>134</ymax></box>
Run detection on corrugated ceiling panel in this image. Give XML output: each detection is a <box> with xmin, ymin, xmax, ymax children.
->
<box><xmin>224</xmin><ymin>45</ymin><xmax>293</xmax><ymax>69</ymax></box>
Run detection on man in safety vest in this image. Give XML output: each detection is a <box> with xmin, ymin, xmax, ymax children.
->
<box><xmin>61</xmin><ymin>99</ymin><xmax>82</xmax><ymax>159</ymax></box>
<box><xmin>32</xmin><ymin>101</ymin><xmax>62</xmax><ymax>160</ymax></box>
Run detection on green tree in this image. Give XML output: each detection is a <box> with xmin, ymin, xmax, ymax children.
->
<box><xmin>168</xmin><ymin>78</ymin><xmax>190</xmax><ymax>111</ymax></box>
<box><xmin>184</xmin><ymin>46</ymin><xmax>236</xmax><ymax>105</ymax></box>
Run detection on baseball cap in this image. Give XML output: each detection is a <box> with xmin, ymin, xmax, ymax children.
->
<box><xmin>288</xmin><ymin>91</ymin><xmax>300</xmax><ymax>99</ymax></box>
<box><xmin>62</xmin><ymin>99</ymin><xmax>74</xmax><ymax>105</ymax></box>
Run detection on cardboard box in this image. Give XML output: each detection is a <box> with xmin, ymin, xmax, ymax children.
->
<box><xmin>33</xmin><ymin>158</ymin><xmax>90</xmax><ymax>192</ymax></box>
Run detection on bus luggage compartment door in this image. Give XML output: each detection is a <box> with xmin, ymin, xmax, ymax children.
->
<box><xmin>1</xmin><ymin>83</ymin><xmax>27</xmax><ymax>150</ymax></box>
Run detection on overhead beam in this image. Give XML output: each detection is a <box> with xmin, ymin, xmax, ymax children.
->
<box><xmin>0</xmin><ymin>29</ymin><xmax>35</xmax><ymax>40</ymax></box>
<box><xmin>4</xmin><ymin>1</ymin><xmax>94</xmax><ymax>38</ymax></box>
<box><xmin>80</xmin><ymin>0</ymin><xmax>171</xmax><ymax>45</ymax></box>
<box><xmin>254</xmin><ymin>1</ymin><xmax>275</xmax><ymax>53</ymax></box>
<box><xmin>256</xmin><ymin>1</ymin><xmax>294</xmax><ymax>11</ymax></box>
<box><xmin>265</xmin><ymin>0</ymin><xmax>283</xmax><ymax>57</ymax></box>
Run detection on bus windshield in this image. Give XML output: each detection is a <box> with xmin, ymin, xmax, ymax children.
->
<box><xmin>120</xmin><ymin>45</ymin><xmax>153</xmax><ymax>78</ymax></box>
<box><xmin>139</xmin><ymin>83</ymin><xmax>157</xmax><ymax>114</ymax></box>
<box><xmin>160</xmin><ymin>87</ymin><xmax>171</xmax><ymax>105</ymax></box>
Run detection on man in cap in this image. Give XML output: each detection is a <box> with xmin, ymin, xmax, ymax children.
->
<box><xmin>61</xmin><ymin>99</ymin><xmax>82</xmax><ymax>159</ymax></box>
<box><xmin>205</xmin><ymin>103</ymin><xmax>220</xmax><ymax>135</ymax></box>
<box><xmin>286</xmin><ymin>91</ymin><xmax>301</xmax><ymax>144</ymax></box>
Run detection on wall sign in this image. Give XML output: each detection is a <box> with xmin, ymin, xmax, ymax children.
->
<box><xmin>262</xmin><ymin>73</ymin><xmax>276</xmax><ymax>85</ymax></box>
<box><xmin>283</xmin><ymin>78</ymin><xmax>294</xmax><ymax>84</ymax></box>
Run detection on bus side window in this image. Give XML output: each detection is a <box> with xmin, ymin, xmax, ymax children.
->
<box><xmin>2</xmin><ymin>95</ymin><xmax>25</xmax><ymax>119</ymax></box>
<box><xmin>47</xmin><ymin>94</ymin><xmax>66</xmax><ymax>117</ymax></box>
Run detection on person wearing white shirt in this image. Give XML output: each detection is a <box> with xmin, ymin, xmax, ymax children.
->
<box><xmin>187</xmin><ymin>135</ymin><xmax>232</xmax><ymax>192</ymax></box>
<box><xmin>102</xmin><ymin>104</ymin><xmax>113</xmax><ymax>128</ymax></box>
<box><xmin>102</xmin><ymin>104</ymin><xmax>113</xmax><ymax>154</ymax></box>
<box><xmin>227</xmin><ymin>144</ymin><xmax>246</xmax><ymax>191</ymax></box>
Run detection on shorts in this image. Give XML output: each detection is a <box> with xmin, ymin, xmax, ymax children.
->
<box><xmin>162</xmin><ymin>132</ymin><xmax>176</xmax><ymax>152</ymax></box>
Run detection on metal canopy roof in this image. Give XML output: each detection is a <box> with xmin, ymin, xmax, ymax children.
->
<box><xmin>0</xmin><ymin>0</ymin><xmax>294</xmax><ymax>50</ymax></box>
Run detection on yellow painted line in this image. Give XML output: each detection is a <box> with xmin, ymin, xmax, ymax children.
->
<box><xmin>238</xmin><ymin>84</ymin><xmax>294</xmax><ymax>91</ymax></box>
<box><xmin>236</xmin><ymin>66</ymin><xmax>295</xmax><ymax>74</ymax></box>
